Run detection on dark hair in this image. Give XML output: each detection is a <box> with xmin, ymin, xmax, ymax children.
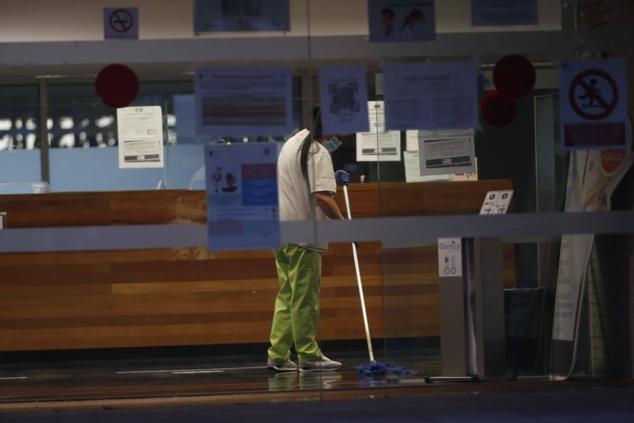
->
<box><xmin>300</xmin><ymin>106</ymin><xmax>322</xmax><ymax>181</ymax></box>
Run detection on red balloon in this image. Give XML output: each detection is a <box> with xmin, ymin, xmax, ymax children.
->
<box><xmin>95</xmin><ymin>64</ymin><xmax>139</xmax><ymax>108</ymax></box>
<box><xmin>493</xmin><ymin>55</ymin><xmax>536</xmax><ymax>98</ymax></box>
<box><xmin>480</xmin><ymin>91</ymin><xmax>517</xmax><ymax>127</ymax></box>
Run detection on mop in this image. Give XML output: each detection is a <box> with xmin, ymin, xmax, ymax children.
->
<box><xmin>342</xmin><ymin>185</ymin><xmax>413</xmax><ymax>378</ymax></box>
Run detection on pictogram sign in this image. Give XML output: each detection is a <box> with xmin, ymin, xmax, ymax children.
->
<box><xmin>559</xmin><ymin>59</ymin><xmax>628</xmax><ymax>150</ymax></box>
<box><xmin>104</xmin><ymin>8</ymin><xmax>139</xmax><ymax>39</ymax></box>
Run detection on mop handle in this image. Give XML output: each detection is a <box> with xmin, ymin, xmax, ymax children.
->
<box><xmin>343</xmin><ymin>185</ymin><xmax>375</xmax><ymax>362</ymax></box>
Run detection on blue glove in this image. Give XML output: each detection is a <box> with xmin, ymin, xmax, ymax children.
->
<box><xmin>335</xmin><ymin>170</ymin><xmax>350</xmax><ymax>186</ymax></box>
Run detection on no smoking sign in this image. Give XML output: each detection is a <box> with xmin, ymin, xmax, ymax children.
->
<box><xmin>560</xmin><ymin>58</ymin><xmax>628</xmax><ymax>150</ymax></box>
<box><xmin>104</xmin><ymin>8</ymin><xmax>139</xmax><ymax>39</ymax></box>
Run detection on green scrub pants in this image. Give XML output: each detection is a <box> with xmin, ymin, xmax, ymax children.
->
<box><xmin>268</xmin><ymin>244</ymin><xmax>323</xmax><ymax>363</ymax></box>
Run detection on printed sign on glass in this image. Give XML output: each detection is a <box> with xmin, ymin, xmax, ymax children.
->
<box><xmin>560</xmin><ymin>59</ymin><xmax>628</xmax><ymax>150</ymax></box>
<box><xmin>195</xmin><ymin>66</ymin><xmax>293</xmax><ymax>137</ymax></box>
<box><xmin>116</xmin><ymin>106</ymin><xmax>164</xmax><ymax>169</ymax></box>
<box><xmin>383</xmin><ymin>62</ymin><xmax>479</xmax><ymax>130</ymax></box>
<box><xmin>318</xmin><ymin>65</ymin><xmax>369</xmax><ymax>135</ymax></box>
<box><xmin>355</xmin><ymin>101</ymin><xmax>401</xmax><ymax>162</ymax></box>
<box><xmin>205</xmin><ymin>142</ymin><xmax>279</xmax><ymax>251</ymax></box>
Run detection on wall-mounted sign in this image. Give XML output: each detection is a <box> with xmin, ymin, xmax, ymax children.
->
<box><xmin>104</xmin><ymin>8</ymin><xmax>139</xmax><ymax>39</ymax></box>
<box><xmin>560</xmin><ymin>59</ymin><xmax>628</xmax><ymax>150</ymax></box>
<box><xmin>195</xmin><ymin>66</ymin><xmax>293</xmax><ymax>137</ymax></box>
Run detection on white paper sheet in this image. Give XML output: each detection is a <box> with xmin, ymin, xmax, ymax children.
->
<box><xmin>355</xmin><ymin>101</ymin><xmax>401</xmax><ymax>162</ymax></box>
<box><xmin>418</xmin><ymin>129</ymin><xmax>476</xmax><ymax>176</ymax></box>
<box><xmin>405</xmin><ymin>130</ymin><xmax>419</xmax><ymax>151</ymax></box>
<box><xmin>479</xmin><ymin>190</ymin><xmax>513</xmax><ymax>215</ymax></box>
<box><xmin>438</xmin><ymin>238</ymin><xmax>462</xmax><ymax>278</ymax></box>
<box><xmin>117</xmin><ymin>106</ymin><xmax>164</xmax><ymax>169</ymax></box>
<box><xmin>403</xmin><ymin>151</ymin><xmax>450</xmax><ymax>182</ymax></box>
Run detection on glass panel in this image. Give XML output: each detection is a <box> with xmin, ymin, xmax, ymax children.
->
<box><xmin>0</xmin><ymin>0</ymin><xmax>632</xmax><ymax>405</ymax></box>
<box><xmin>0</xmin><ymin>85</ymin><xmax>42</xmax><ymax>193</ymax></box>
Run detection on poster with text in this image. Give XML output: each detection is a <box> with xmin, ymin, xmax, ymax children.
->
<box><xmin>356</xmin><ymin>101</ymin><xmax>401</xmax><ymax>162</ymax></box>
<box><xmin>368</xmin><ymin>0</ymin><xmax>436</xmax><ymax>42</ymax></box>
<box><xmin>117</xmin><ymin>106</ymin><xmax>164</xmax><ymax>169</ymax></box>
<box><xmin>195</xmin><ymin>66</ymin><xmax>293</xmax><ymax>137</ymax></box>
<box><xmin>418</xmin><ymin>129</ymin><xmax>476</xmax><ymax>176</ymax></box>
<box><xmin>194</xmin><ymin>0</ymin><xmax>290</xmax><ymax>32</ymax></box>
<box><xmin>205</xmin><ymin>142</ymin><xmax>279</xmax><ymax>251</ymax></box>
<box><xmin>318</xmin><ymin>65</ymin><xmax>369</xmax><ymax>135</ymax></box>
<box><xmin>383</xmin><ymin>62</ymin><xmax>479</xmax><ymax>130</ymax></box>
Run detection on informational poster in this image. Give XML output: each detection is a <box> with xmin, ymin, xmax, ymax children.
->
<box><xmin>195</xmin><ymin>66</ymin><xmax>293</xmax><ymax>137</ymax></box>
<box><xmin>205</xmin><ymin>142</ymin><xmax>279</xmax><ymax>251</ymax></box>
<box><xmin>194</xmin><ymin>0</ymin><xmax>290</xmax><ymax>32</ymax></box>
<box><xmin>368</xmin><ymin>0</ymin><xmax>436</xmax><ymax>43</ymax></box>
<box><xmin>116</xmin><ymin>106</ymin><xmax>164</xmax><ymax>169</ymax></box>
<box><xmin>403</xmin><ymin>151</ymin><xmax>451</xmax><ymax>182</ymax></box>
<box><xmin>438</xmin><ymin>238</ymin><xmax>462</xmax><ymax>278</ymax></box>
<box><xmin>104</xmin><ymin>8</ymin><xmax>139</xmax><ymax>39</ymax></box>
<box><xmin>479</xmin><ymin>190</ymin><xmax>513</xmax><ymax>215</ymax></box>
<box><xmin>383</xmin><ymin>62</ymin><xmax>479</xmax><ymax>130</ymax></box>
<box><xmin>560</xmin><ymin>59</ymin><xmax>628</xmax><ymax>150</ymax></box>
<box><xmin>318</xmin><ymin>65</ymin><xmax>369</xmax><ymax>135</ymax></box>
<box><xmin>471</xmin><ymin>0</ymin><xmax>538</xmax><ymax>26</ymax></box>
<box><xmin>418</xmin><ymin>129</ymin><xmax>476</xmax><ymax>176</ymax></box>
<box><xmin>551</xmin><ymin>149</ymin><xmax>632</xmax><ymax>379</ymax></box>
<box><xmin>356</xmin><ymin>101</ymin><xmax>401</xmax><ymax>162</ymax></box>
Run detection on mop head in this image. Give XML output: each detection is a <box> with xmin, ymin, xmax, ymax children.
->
<box><xmin>357</xmin><ymin>360</ymin><xmax>415</xmax><ymax>378</ymax></box>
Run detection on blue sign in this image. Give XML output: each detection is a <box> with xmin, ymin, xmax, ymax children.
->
<box><xmin>318</xmin><ymin>65</ymin><xmax>370</xmax><ymax>135</ymax></box>
<box><xmin>383</xmin><ymin>62</ymin><xmax>479</xmax><ymax>130</ymax></box>
<box><xmin>471</xmin><ymin>0</ymin><xmax>538</xmax><ymax>26</ymax></box>
<box><xmin>205</xmin><ymin>142</ymin><xmax>279</xmax><ymax>251</ymax></box>
<box><xmin>560</xmin><ymin>58</ymin><xmax>629</xmax><ymax>150</ymax></box>
<box><xmin>195</xmin><ymin>66</ymin><xmax>293</xmax><ymax>137</ymax></box>
<box><xmin>104</xmin><ymin>8</ymin><xmax>139</xmax><ymax>39</ymax></box>
<box><xmin>368</xmin><ymin>0</ymin><xmax>436</xmax><ymax>43</ymax></box>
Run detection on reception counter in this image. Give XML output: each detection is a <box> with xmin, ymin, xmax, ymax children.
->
<box><xmin>0</xmin><ymin>181</ymin><xmax>514</xmax><ymax>351</ymax></box>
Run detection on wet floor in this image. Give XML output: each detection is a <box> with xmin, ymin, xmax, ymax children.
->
<box><xmin>0</xmin><ymin>345</ymin><xmax>441</xmax><ymax>403</ymax></box>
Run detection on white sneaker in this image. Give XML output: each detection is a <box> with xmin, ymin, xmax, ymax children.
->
<box><xmin>267</xmin><ymin>358</ymin><xmax>298</xmax><ymax>372</ymax></box>
<box><xmin>299</xmin><ymin>355</ymin><xmax>342</xmax><ymax>372</ymax></box>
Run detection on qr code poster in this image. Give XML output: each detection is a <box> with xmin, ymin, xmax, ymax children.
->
<box><xmin>319</xmin><ymin>65</ymin><xmax>369</xmax><ymax>135</ymax></box>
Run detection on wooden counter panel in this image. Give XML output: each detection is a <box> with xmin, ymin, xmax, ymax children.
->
<box><xmin>0</xmin><ymin>181</ymin><xmax>514</xmax><ymax>351</ymax></box>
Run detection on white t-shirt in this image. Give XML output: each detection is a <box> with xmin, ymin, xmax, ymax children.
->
<box><xmin>278</xmin><ymin>129</ymin><xmax>336</xmax><ymax>252</ymax></box>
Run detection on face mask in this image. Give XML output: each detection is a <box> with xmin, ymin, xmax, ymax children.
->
<box><xmin>323</xmin><ymin>136</ymin><xmax>342</xmax><ymax>153</ymax></box>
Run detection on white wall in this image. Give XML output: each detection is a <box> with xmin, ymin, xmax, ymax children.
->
<box><xmin>0</xmin><ymin>0</ymin><xmax>561</xmax><ymax>43</ymax></box>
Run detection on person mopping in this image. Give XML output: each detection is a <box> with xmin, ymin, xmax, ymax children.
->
<box><xmin>267</xmin><ymin>113</ymin><xmax>350</xmax><ymax>372</ymax></box>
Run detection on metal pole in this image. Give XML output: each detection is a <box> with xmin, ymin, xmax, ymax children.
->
<box><xmin>343</xmin><ymin>185</ymin><xmax>374</xmax><ymax>362</ymax></box>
